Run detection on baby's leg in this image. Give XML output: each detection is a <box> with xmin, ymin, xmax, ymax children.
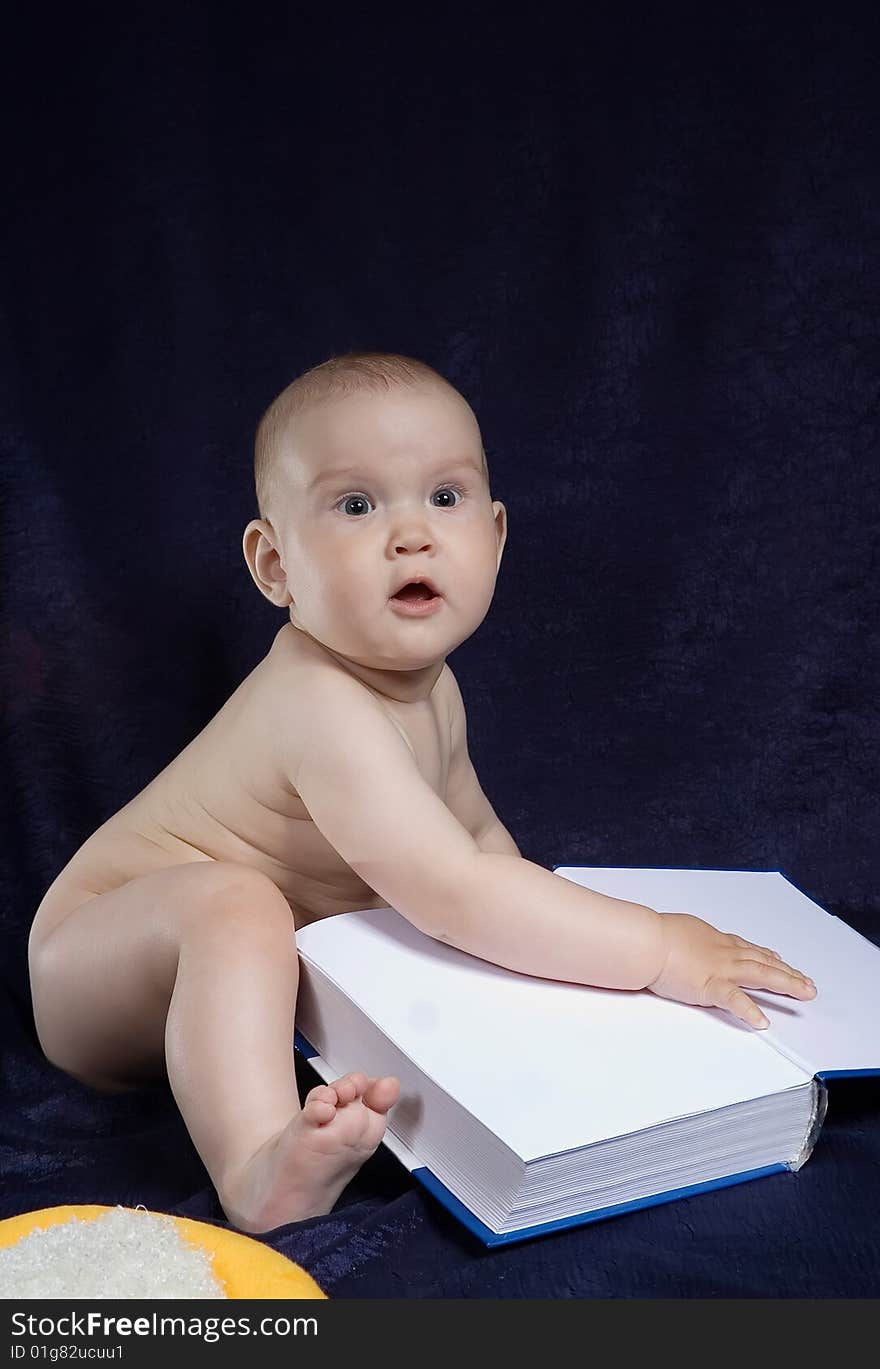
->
<box><xmin>28</xmin><ymin>862</ymin><xmax>399</xmax><ymax>1232</ymax></box>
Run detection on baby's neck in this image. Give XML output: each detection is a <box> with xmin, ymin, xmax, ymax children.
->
<box><xmin>348</xmin><ymin>661</ymin><xmax>445</xmax><ymax>706</ymax></box>
<box><xmin>286</xmin><ymin>625</ymin><xmax>444</xmax><ymax>706</ymax></box>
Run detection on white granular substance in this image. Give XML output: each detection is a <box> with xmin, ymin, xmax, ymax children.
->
<box><xmin>0</xmin><ymin>1205</ymin><xmax>228</xmax><ymax>1299</ymax></box>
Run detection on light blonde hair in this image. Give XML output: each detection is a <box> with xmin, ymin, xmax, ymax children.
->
<box><xmin>253</xmin><ymin>350</ymin><xmax>489</xmax><ymax>520</ymax></box>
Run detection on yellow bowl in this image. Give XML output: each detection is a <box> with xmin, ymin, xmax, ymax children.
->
<box><xmin>0</xmin><ymin>1205</ymin><xmax>326</xmax><ymax>1299</ymax></box>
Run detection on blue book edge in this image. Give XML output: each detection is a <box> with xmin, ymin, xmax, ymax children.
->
<box><xmin>413</xmin><ymin>1161</ymin><xmax>788</xmax><ymax>1247</ymax></box>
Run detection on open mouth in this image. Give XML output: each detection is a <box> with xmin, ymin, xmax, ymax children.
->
<box><xmin>389</xmin><ymin>580</ymin><xmax>444</xmax><ymax>615</ymax></box>
<box><xmin>392</xmin><ymin>582</ymin><xmax>438</xmax><ymax>601</ymax></box>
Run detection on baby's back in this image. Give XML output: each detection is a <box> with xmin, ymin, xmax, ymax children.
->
<box><xmin>48</xmin><ymin>625</ymin><xmax>405</xmax><ymax>929</ymax></box>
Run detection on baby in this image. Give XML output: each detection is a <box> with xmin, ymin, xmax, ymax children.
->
<box><xmin>28</xmin><ymin>350</ymin><xmax>817</xmax><ymax>1234</ymax></box>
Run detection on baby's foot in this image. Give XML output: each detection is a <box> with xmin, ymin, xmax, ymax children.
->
<box><xmin>220</xmin><ymin>1071</ymin><xmax>401</xmax><ymax>1233</ymax></box>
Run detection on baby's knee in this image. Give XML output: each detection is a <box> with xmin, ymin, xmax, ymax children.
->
<box><xmin>187</xmin><ymin>862</ymin><xmax>296</xmax><ymax>941</ymax></box>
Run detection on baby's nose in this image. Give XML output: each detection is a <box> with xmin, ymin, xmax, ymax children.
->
<box><xmin>395</xmin><ymin>539</ymin><xmax>432</xmax><ymax>554</ymax></box>
<box><xmin>392</xmin><ymin>524</ymin><xmax>434</xmax><ymax>552</ymax></box>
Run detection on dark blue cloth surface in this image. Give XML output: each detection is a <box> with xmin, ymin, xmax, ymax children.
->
<box><xmin>2</xmin><ymin>7</ymin><xmax>879</xmax><ymax>1296</ymax></box>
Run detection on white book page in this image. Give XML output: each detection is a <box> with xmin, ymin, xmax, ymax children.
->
<box><xmin>554</xmin><ymin>868</ymin><xmax>880</xmax><ymax>1075</ymax></box>
<box><xmin>296</xmin><ymin>905</ymin><xmax>809</xmax><ymax>1162</ymax></box>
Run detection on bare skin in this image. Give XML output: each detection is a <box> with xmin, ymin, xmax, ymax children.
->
<box><xmin>28</xmin><ymin>383</ymin><xmax>816</xmax><ymax>1234</ymax></box>
<box><xmin>28</xmin><ymin>380</ymin><xmax>510</xmax><ymax>1233</ymax></box>
<box><xmin>27</xmin><ymin>626</ymin><xmax>431</xmax><ymax>1232</ymax></box>
<box><xmin>224</xmin><ymin>1071</ymin><xmax>402</xmax><ymax>1233</ymax></box>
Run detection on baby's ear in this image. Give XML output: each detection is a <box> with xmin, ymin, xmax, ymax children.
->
<box><xmin>242</xmin><ymin>520</ymin><xmax>293</xmax><ymax>607</ymax></box>
<box><xmin>492</xmin><ymin>500</ymin><xmax>508</xmax><ymax>567</ymax></box>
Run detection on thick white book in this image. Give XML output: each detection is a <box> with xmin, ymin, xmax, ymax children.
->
<box><xmin>293</xmin><ymin>867</ymin><xmax>880</xmax><ymax>1246</ymax></box>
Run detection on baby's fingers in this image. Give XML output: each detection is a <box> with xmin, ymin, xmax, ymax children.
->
<box><xmin>717</xmin><ymin>984</ymin><xmax>770</xmax><ymax>1030</ymax></box>
<box><xmin>729</xmin><ymin>937</ymin><xmax>816</xmax><ymax>992</ymax></box>
<box><xmin>736</xmin><ymin>957</ymin><xmax>817</xmax><ymax>999</ymax></box>
<box><xmin>730</xmin><ymin>934</ymin><xmax>780</xmax><ymax>959</ymax></box>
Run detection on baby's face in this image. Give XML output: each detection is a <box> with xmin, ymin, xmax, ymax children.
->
<box><xmin>274</xmin><ymin>385</ymin><xmax>507</xmax><ymax>670</ymax></box>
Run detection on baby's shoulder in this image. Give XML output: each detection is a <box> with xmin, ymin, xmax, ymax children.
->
<box><xmin>265</xmin><ymin>625</ymin><xmax>370</xmax><ymax>702</ymax></box>
<box><xmin>261</xmin><ymin>625</ymin><xmax>461</xmax><ymax>772</ymax></box>
<box><xmin>260</xmin><ymin>625</ymin><xmax>387</xmax><ymax>750</ymax></box>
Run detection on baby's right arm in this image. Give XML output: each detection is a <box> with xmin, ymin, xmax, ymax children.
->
<box><xmin>290</xmin><ymin>671</ymin><xmax>815</xmax><ymax>1029</ymax></box>
<box><xmin>434</xmin><ymin>854</ymin><xmax>815</xmax><ymax>1028</ymax></box>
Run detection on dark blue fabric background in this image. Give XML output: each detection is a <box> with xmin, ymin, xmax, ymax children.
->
<box><xmin>1</xmin><ymin>6</ymin><xmax>878</xmax><ymax>1296</ymax></box>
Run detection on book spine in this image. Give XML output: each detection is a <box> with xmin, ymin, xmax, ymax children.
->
<box><xmin>786</xmin><ymin>1079</ymin><xmax>828</xmax><ymax>1172</ymax></box>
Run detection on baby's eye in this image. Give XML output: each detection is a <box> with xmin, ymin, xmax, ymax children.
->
<box><xmin>337</xmin><ymin>493</ymin><xmax>373</xmax><ymax>517</ymax></box>
<box><xmin>335</xmin><ymin>486</ymin><xmax>464</xmax><ymax>517</ymax></box>
<box><xmin>431</xmin><ymin>486</ymin><xmax>464</xmax><ymax>508</ymax></box>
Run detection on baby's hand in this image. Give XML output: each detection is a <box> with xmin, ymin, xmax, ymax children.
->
<box><xmin>646</xmin><ymin>912</ymin><xmax>817</xmax><ymax>1029</ymax></box>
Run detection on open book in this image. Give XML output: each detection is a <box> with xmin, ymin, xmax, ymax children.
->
<box><xmin>293</xmin><ymin>867</ymin><xmax>880</xmax><ymax>1246</ymax></box>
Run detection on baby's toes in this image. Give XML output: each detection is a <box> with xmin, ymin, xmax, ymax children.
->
<box><xmin>363</xmin><ymin>1075</ymin><xmax>401</xmax><ymax>1114</ymax></box>
<box><xmin>302</xmin><ymin>1083</ymin><xmax>340</xmax><ymax>1125</ymax></box>
<box><xmin>331</xmin><ymin>1071</ymin><xmax>369</xmax><ymax>1105</ymax></box>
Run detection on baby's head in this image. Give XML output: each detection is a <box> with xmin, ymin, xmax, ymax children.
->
<box><xmin>243</xmin><ymin>352</ymin><xmax>508</xmax><ymax>673</ymax></box>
